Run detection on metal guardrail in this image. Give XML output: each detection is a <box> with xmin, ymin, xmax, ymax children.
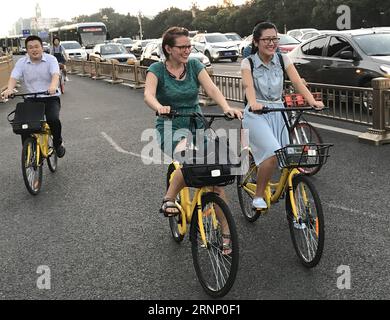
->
<box><xmin>0</xmin><ymin>54</ymin><xmax>14</xmax><ymax>93</ymax></box>
<box><xmin>66</xmin><ymin>58</ymin><xmax>390</xmax><ymax>145</ymax></box>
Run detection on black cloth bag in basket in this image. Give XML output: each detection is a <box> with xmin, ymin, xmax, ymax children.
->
<box><xmin>180</xmin><ymin>116</ymin><xmax>239</xmax><ymax>188</ymax></box>
<box><xmin>10</xmin><ymin>102</ymin><xmax>46</xmax><ymax>135</ymax></box>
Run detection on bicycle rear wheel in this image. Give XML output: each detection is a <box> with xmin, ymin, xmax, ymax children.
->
<box><xmin>21</xmin><ymin>137</ymin><xmax>43</xmax><ymax>195</ymax></box>
<box><xmin>290</xmin><ymin>122</ymin><xmax>323</xmax><ymax>176</ymax></box>
<box><xmin>166</xmin><ymin>163</ymin><xmax>184</xmax><ymax>243</ymax></box>
<box><xmin>47</xmin><ymin>136</ymin><xmax>58</xmax><ymax>173</ymax></box>
<box><xmin>190</xmin><ymin>192</ymin><xmax>239</xmax><ymax>297</ymax></box>
<box><xmin>286</xmin><ymin>175</ymin><xmax>324</xmax><ymax>268</ymax></box>
<box><xmin>237</xmin><ymin>152</ymin><xmax>261</xmax><ymax>222</ymax></box>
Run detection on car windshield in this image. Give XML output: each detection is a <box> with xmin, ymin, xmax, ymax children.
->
<box><xmin>62</xmin><ymin>42</ymin><xmax>81</xmax><ymax>50</ymax></box>
<box><xmin>353</xmin><ymin>33</ymin><xmax>390</xmax><ymax>56</ymax></box>
<box><xmin>225</xmin><ymin>34</ymin><xmax>242</xmax><ymax>41</ymax></box>
<box><xmin>279</xmin><ymin>34</ymin><xmax>301</xmax><ymax>45</ymax></box>
<box><xmin>205</xmin><ymin>34</ymin><xmax>229</xmax><ymax>43</ymax></box>
<box><xmin>101</xmin><ymin>44</ymin><xmax>127</xmax><ymax>55</ymax></box>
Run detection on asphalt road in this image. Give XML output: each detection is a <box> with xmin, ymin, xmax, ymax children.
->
<box><xmin>0</xmin><ymin>74</ymin><xmax>389</xmax><ymax>300</ymax></box>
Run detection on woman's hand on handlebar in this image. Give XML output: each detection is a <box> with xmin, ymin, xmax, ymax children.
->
<box><xmin>249</xmin><ymin>102</ymin><xmax>264</xmax><ymax>112</ymax></box>
<box><xmin>312</xmin><ymin>100</ymin><xmax>325</xmax><ymax>110</ymax></box>
<box><xmin>224</xmin><ymin>107</ymin><xmax>243</xmax><ymax>120</ymax></box>
<box><xmin>156</xmin><ymin>105</ymin><xmax>172</xmax><ymax>116</ymax></box>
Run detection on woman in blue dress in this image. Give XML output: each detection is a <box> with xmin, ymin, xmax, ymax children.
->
<box><xmin>241</xmin><ymin>22</ymin><xmax>324</xmax><ymax>209</ymax></box>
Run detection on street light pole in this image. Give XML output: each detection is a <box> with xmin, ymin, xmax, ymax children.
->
<box><xmin>138</xmin><ymin>11</ymin><xmax>143</xmax><ymax>40</ymax></box>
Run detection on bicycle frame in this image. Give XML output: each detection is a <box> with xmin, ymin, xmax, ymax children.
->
<box><xmin>27</xmin><ymin>123</ymin><xmax>52</xmax><ymax>167</ymax></box>
<box><xmin>169</xmin><ymin>161</ymin><xmax>217</xmax><ymax>248</ymax></box>
<box><xmin>241</xmin><ymin>163</ymin><xmax>303</xmax><ymax>221</ymax></box>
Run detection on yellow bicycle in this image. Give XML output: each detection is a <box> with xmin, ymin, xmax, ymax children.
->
<box><xmin>7</xmin><ymin>92</ymin><xmax>58</xmax><ymax>195</ymax></box>
<box><xmin>163</xmin><ymin>111</ymin><xmax>239</xmax><ymax>297</ymax></box>
<box><xmin>237</xmin><ymin>106</ymin><xmax>332</xmax><ymax>267</ymax></box>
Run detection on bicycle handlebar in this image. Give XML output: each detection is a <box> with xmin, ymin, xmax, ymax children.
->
<box><xmin>155</xmin><ymin>110</ymin><xmax>237</xmax><ymax>121</ymax></box>
<box><xmin>7</xmin><ymin>91</ymin><xmax>51</xmax><ymax>99</ymax></box>
<box><xmin>249</xmin><ymin>106</ymin><xmax>328</xmax><ymax>114</ymax></box>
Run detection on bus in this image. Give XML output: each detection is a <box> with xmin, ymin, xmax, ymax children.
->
<box><xmin>0</xmin><ymin>35</ymin><xmax>26</xmax><ymax>55</ymax></box>
<box><xmin>49</xmin><ymin>22</ymin><xmax>107</xmax><ymax>52</ymax></box>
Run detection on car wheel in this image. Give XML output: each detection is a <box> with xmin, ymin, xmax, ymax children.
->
<box><xmin>205</xmin><ymin>51</ymin><xmax>213</xmax><ymax>63</ymax></box>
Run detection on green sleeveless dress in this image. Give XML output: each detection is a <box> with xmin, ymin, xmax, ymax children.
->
<box><xmin>148</xmin><ymin>58</ymin><xmax>205</xmax><ymax>157</ymax></box>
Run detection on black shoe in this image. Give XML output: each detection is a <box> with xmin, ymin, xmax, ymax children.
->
<box><xmin>56</xmin><ymin>144</ymin><xmax>66</xmax><ymax>158</ymax></box>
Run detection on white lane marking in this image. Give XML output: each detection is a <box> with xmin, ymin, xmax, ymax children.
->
<box><xmin>310</xmin><ymin>122</ymin><xmax>363</xmax><ymax>137</ymax></box>
<box><xmin>101</xmin><ymin>132</ymin><xmax>155</xmax><ymax>162</ymax></box>
<box><xmin>324</xmin><ymin>202</ymin><xmax>380</xmax><ymax>220</ymax></box>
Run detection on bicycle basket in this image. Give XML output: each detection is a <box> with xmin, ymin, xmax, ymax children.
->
<box><xmin>181</xmin><ymin>135</ymin><xmax>238</xmax><ymax>188</ymax></box>
<box><xmin>9</xmin><ymin>102</ymin><xmax>46</xmax><ymax>135</ymax></box>
<box><xmin>275</xmin><ymin>143</ymin><xmax>332</xmax><ymax>168</ymax></box>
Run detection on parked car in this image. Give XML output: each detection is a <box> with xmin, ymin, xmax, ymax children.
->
<box><xmin>112</xmin><ymin>37</ymin><xmax>134</xmax><ymax>53</ymax></box>
<box><xmin>287</xmin><ymin>28</ymin><xmax>318</xmax><ymax>41</ymax></box>
<box><xmin>300</xmin><ymin>30</ymin><xmax>337</xmax><ymax>42</ymax></box>
<box><xmin>192</xmin><ymin>33</ymin><xmax>239</xmax><ymax>62</ymax></box>
<box><xmin>140</xmin><ymin>39</ymin><xmax>212</xmax><ymax>72</ymax></box>
<box><xmin>42</xmin><ymin>42</ymin><xmax>50</xmax><ymax>54</ymax></box>
<box><xmin>224</xmin><ymin>32</ymin><xmax>242</xmax><ymax>49</ymax></box>
<box><xmin>239</xmin><ymin>34</ymin><xmax>252</xmax><ymax>56</ymax></box>
<box><xmin>89</xmin><ymin>43</ymin><xmax>137</xmax><ymax>64</ymax></box>
<box><xmin>131</xmin><ymin>39</ymin><xmax>155</xmax><ymax>58</ymax></box>
<box><xmin>61</xmin><ymin>41</ymin><xmax>87</xmax><ymax>60</ymax></box>
<box><xmin>288</xmin><ymin>29</ymin><xmax>390</xmax><ymax>110</ymax></box>
<box><xmin>278</xmin><ymin>34</ymin><xmax>301</xmax><ymax>53</ymax></box>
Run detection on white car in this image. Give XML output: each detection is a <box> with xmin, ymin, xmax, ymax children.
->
<box><xmin>286</xmin><ymin>28</ymin><xmax>318</xmax><ymax>41</ymax></box>
<box><xmin>224</xmin><ymin>32</ymin><xmax>242</xmax><ymax>50</ymax></box>
<box><xmin>192</xmin><ymin>33</ymin><xmax>239</xmax><ymax>62</ymax></box>
<box><xmin>61</xmin><ymin>41</ymin><xmax>88</xmax><ymax>60</ymax></box>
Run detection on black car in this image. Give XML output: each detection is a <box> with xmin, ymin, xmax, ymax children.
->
<box><xmin>288</xmin><ymin>28</ymin><xmax>390</xmax><ymax>88</ymax></box>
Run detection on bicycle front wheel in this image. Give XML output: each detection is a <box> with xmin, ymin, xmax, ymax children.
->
<box><xmin>237</xmin><ymin>152</ymin><xmax>261</xmax><ymax>222</ymax></box>
<box><xmin>190</xmin><ymin>192</ymin><xmax>239</xmax><ymax>297</ymax></box>
<box><xmin>47</xmin><ymin>136</ymin><xmax>58</xmax><ymax>173</ymax></box>
<box><xmin>290</xmin><ymin>122</ymin><xmax>323</xmax><ymax>176</ymax></box>
<box><xmin>21</xmin><ymin>137</ymin><xmax>43</xmax><ymax>195</ymax></box>
<box><xmin>286</xmin><ymin>175</ymin><xmax>324</xmax><ymax>268</ymax></box>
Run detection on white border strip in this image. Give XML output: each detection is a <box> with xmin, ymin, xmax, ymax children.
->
<box><xmin>310</xmin><ymin>122</ymin><xmax>363</xmax><ymax>137</ymax></box>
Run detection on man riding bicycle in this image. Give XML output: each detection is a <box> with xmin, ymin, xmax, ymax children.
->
<box><xmin>1</xmin><ymin>35</ymin><xmax>66</xmax><ymax>158</ymax></box>
<box><xmin>51</xmin><ymin>36</ymin><xmax>69</xmax><ymax>81</ymax></box>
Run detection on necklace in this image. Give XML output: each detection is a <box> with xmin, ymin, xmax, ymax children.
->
<box><xmin>165</xmin><ymin>62</ymin><xmax>187</xmax><ymax>80</ymax></box>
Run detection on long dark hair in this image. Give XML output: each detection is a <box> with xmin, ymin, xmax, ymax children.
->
<box><xmin>161</xmin><ymin>27</ymin><xmax>189</xmax><ymax>59</ymax></box>
<box><xmin>250</xmin><ymin>22</ymin><xmax>278</xmax><ymax>55</ymax></box>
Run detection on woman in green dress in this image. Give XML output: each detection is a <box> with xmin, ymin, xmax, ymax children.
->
<box><xmin>144</xmin><ymin>26</ymin><xmax>242</xmax><ymax>219</ymax></box>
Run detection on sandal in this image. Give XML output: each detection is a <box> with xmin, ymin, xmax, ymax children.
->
<box><xmin>160</xmin><ymin>198</ymin><xmax>180</xmax><ymax>217</ymax></box>
<box><xmin>221</xmin><ymin>234</ymin><xmax>232</xmax><ymax>256</ymax></box>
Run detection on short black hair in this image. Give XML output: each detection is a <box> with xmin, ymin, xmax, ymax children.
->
<box><xmin>53</xmin><ymin>36</ymin><xmax>60</xmax><ymax>43</ymax></box>
<box><xmin>25</xmin><ymin>35</ymin><xmax>43</xmax><ymax>47</ymax></box>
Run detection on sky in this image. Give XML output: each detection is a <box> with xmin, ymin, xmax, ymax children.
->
<box><xmin>0</xmin><ymin>0</ymin><xmax>247</xmax><ymax>36</ymax></box>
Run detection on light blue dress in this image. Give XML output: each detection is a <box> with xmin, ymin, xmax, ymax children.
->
<box><xmin>242</xmin><ymin>53</ymin><xmax>290</xmax><ymax>166</ymax></box>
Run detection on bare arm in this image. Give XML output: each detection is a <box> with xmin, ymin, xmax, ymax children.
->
<box><xmin>241</xmin><ymin>65</ymin><xmax>263</xmax><ymax>111</ymax></box>
<box><xmin>49</xmin><ymin>73</ymin><xmax>60</xmax><ymax>95</ymax></box>
<box><xmin>1</xmin><ymin>77</ymin><xmax>17</xmax><ymax>98</ymax></box>
<box><xmin>144</xmin><ymin>72</ymin><xmax>171</xmax><ymax>114</ymax></box>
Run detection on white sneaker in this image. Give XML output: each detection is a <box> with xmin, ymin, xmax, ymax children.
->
<box><xmin>252</xmin><ymin>197</ymin><xmax>267</xmax><ymax>209</ymax></box>
<box><xmin>65</xmin><ymin>76</ymin><xmax>70</xmax><ymax>82</ymax></box>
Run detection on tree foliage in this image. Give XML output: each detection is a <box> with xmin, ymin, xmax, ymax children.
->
<box><xmin>67</xmin><ymin>1</ymin><xmax>390</xmax><ymax>40</ymax></box>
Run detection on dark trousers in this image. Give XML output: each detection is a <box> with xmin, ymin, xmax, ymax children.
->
<box><xmin>21</xmin><ymin>96</ymin><xmax>63</xmax><ymax>148</ymax></box>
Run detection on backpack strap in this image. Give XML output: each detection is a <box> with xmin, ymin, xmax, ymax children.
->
<box><xmin>277</xmin><ymin>52</ymin><xmax>287</xmax><ymax>89</ymax></box>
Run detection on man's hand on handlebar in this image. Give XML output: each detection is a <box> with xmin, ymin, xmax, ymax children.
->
<box><xmin>1</xmin><ymin>88</ymin><xmax>14</xmax><ymax>100</ymax></box>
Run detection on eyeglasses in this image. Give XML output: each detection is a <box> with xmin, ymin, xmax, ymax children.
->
<box><xmin>173</xmin><ymin>45</ymin><xmax>192</xmax><ymax>51</ymax></box>
<box><xmin>259</xmin><ymin>37</ymin><xmax>280</xmax><ymax>45</ymax></box>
